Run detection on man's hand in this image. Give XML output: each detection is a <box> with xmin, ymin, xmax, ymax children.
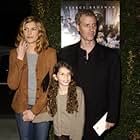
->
<box><xmin>105</xmin><ymin>122</ymin><xmax>115</xmax><ymax>130</ymax></box>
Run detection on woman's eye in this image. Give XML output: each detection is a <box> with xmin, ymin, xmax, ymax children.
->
<box><xmin>32</xmin><ymin>28</ymin><xmax>37</xmax><ymax>30</ymax></box>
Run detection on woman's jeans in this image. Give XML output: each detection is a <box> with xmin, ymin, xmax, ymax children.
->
<box><xmin>15</xmin><ymin>113</ymin><xmax>50</xmax><ymax>140</ymax></box>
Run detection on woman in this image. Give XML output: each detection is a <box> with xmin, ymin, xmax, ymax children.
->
<box><xmin>7</xmin><ymin>16</ymin><xmax>57</xmax><ymax>140</ymax></box>
<box><xmin>33</xmin><ymin>62</ymin><xmax>85</xmax><ymax>140</ymax></box>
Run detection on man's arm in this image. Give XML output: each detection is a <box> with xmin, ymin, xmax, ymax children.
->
<box><xmin>106</xmin><ymin>50</ymin><xmax>121</xmax><ymax>124</ymax></box>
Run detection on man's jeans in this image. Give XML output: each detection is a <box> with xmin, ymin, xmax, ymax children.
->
<box><xmin>15</xmin><ymin>113</ymin><xmax>50</xmax><ymax>140</ymax></box>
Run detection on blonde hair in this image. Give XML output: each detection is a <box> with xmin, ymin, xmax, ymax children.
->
<box><xmin>15</xmin><ymin>16</ymin><xmax>49</xmax><ymax>54</ymax></box>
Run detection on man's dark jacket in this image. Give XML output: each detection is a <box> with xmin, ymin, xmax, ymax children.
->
<box><xmin>58</xmin><ymin>41</ymin><xmax>121</xmax><ymax>134</ymax></box>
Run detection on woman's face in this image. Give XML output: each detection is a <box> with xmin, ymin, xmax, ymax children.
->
<box><xmin>23</xmin><ymin>21</ymin><xmax>40</xmax><ymax>44</ymax></box>
<box><xmin>56</xmin><ymin>67</ymin><xmax>71</xmax><ymax>87</ymax></box>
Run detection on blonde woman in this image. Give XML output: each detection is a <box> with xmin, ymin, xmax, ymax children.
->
<box><xmin>7</xmin><ymin>16</ymin><xmax>57</xmax><ymax>140</ymax></box>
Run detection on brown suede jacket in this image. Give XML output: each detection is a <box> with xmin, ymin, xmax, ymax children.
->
<box><xmin>7</xmin><ymin>47</ymin><xmax>57</xmax><ymax>115</ymax></box>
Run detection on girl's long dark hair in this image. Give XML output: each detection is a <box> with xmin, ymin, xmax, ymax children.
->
<box><xmin>47</xmin><ymin>61</ymin><xmax>78</xmax><ymax>117</ymax></box>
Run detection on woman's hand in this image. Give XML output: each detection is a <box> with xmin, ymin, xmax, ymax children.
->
<box><xmin>22</xmin><ymin>110</ymin><xmax>35</xmax><ymax>121</ymax></box>
<box><xmin>17</xmin><ymin>40</ymin><xmax>28</xmax><ymax>60</ymax></box>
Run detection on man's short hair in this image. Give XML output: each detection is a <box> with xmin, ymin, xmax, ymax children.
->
<box><xmin>75</xmin><ymin>9</ymin><xmax>96</xmax><ymax>25</ymax></box>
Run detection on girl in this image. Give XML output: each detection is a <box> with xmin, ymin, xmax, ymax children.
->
<box><xmin>33</xmin><ymin>61</ymin><xmax>85</xmax><ymax>140</ymax></box>
<box><xmin>7</xmin><ymin>16</ymin><xmax>57</xmax><ymax>140</ymax></box>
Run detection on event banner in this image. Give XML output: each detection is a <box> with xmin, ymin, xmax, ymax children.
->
<box><xmin>61</xmin><ymin>1</ymin><xmax>120</xmax><ymax>48</ymax></box>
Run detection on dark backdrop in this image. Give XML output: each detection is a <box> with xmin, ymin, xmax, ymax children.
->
<box><xmin>0</xmin><ymin>0</ymin><xmax>31</xmax><ymax>46</ymax></box>
<box><xmin>0</xmin><ymin>0</ymin><xmax>31</xmax><ymax>116</ymax></box>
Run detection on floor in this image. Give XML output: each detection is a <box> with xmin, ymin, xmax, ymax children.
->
<box><xmin>0</xmin><ymin>115</ymin><xmax>54</xmax><ymax>140</ymax></box>
<box><xmin>0</xmin><ymin>115</ymin><xmax>19</xmax><ymax>140</ymax></box>
<box><xmin>0</xmin><ymin>115</ymin><xmax>128</xmax><ymax>140</ymax></box>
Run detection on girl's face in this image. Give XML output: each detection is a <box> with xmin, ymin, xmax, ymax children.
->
<box><xmin>55</xmin><ymin>67</ymin><xmax>71</xmax><ymax>87</ymax></box>
<box><xmin>23</xmin><ymin>21</ymin><xmax>40</xmax><ymax>44</ymax></box>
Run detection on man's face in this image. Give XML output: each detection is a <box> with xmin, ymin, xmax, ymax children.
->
<box><xmin>76</xmin><ymin>15</ymin><xmax>97</xmax><ymax>42</ymax></box>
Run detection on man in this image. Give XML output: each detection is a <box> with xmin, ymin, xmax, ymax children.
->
<box><xmin>58</xmin><ymin>9</ymin><xmax>120</xmax><ymax>140</ymax></box>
